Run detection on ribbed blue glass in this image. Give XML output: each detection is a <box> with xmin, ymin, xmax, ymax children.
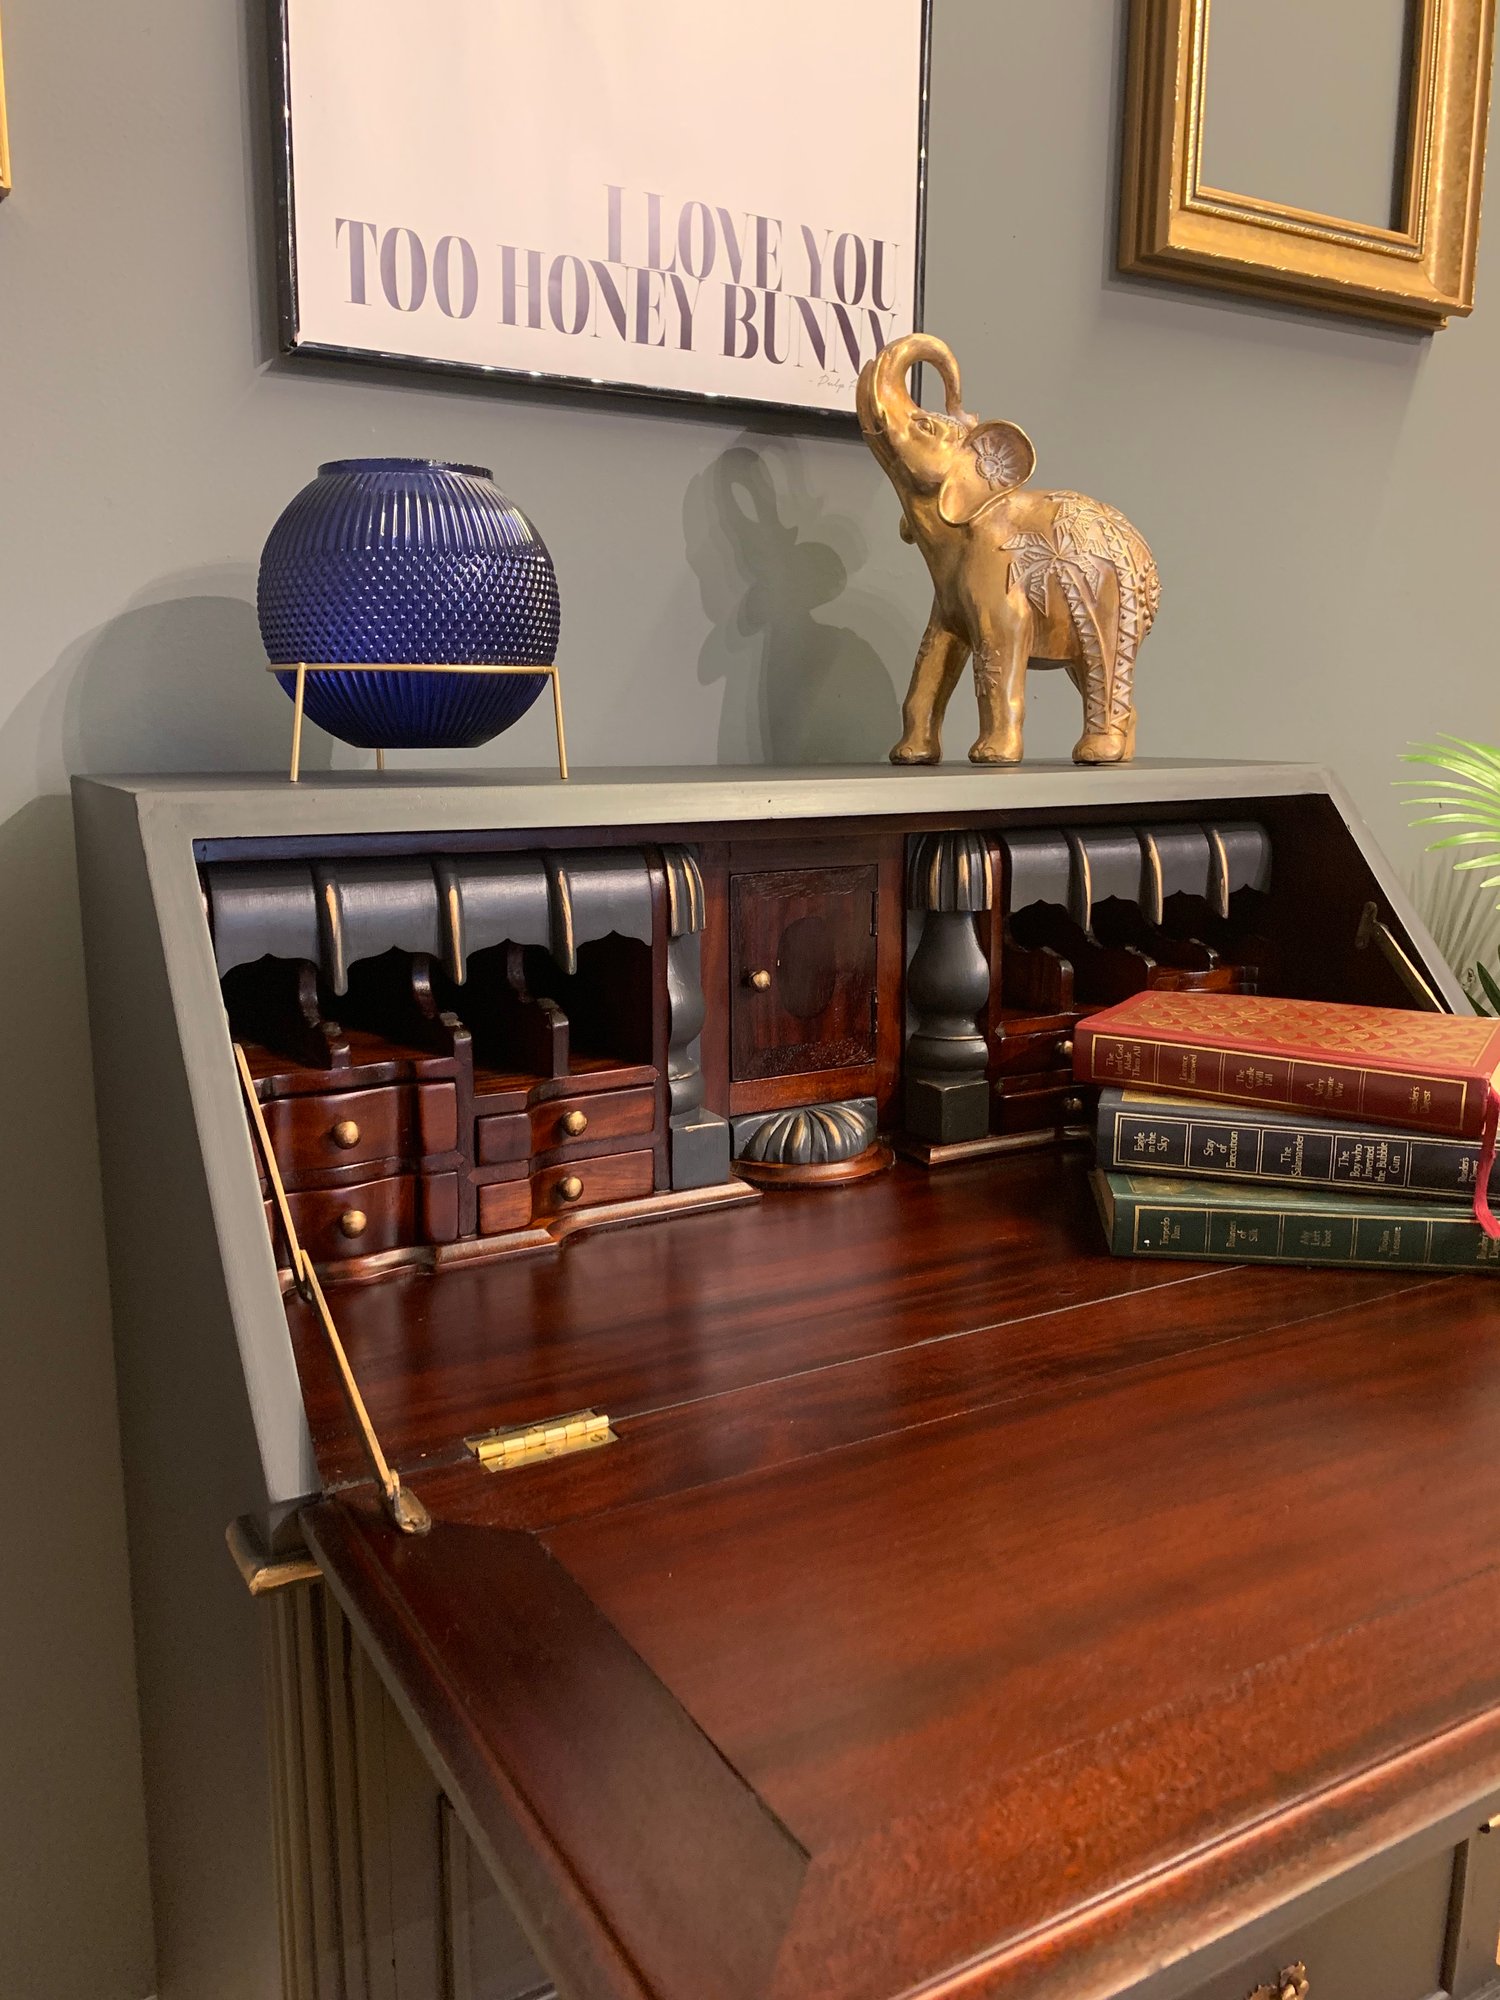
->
<box><xmin>257</xmin><ymin>459</ymin><xmax>561</xmax><ymax>750</ymax></box>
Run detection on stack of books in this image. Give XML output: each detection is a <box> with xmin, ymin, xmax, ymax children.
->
<box><xmin>1073</xmin><ymin>991</ymin><xmax>1500</xmax><ymax>1275</ymax></box>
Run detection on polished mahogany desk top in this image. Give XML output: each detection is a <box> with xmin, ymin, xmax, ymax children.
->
<box><xmin>298</xmin><ymin>1154</ymin><xmax>1500</xmax><ymax>2000</ymax></box>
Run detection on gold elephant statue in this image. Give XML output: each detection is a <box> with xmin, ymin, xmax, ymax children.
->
<box><xmin>856</xmin><ymin>333</ymin><xmax>1160</xmax><ymax>766</ymax></box>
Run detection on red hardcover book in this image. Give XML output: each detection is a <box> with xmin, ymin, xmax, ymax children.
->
<box><xmin>1073</xmin><ymin>992</ymin><xmax>1500</xmax><ymax>1236</ymax></box>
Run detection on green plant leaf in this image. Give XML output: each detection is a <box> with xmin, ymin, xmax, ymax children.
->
<box><xmin>1401</xmin><ymin>735</ymin><xmax>1500</xmax><ymax>930</ymax></box>
<box><xmin>1401</xmin><ymin>788</ymin><xmax>1500</xmax><ymax>809</ymax></box>
<box><xmin>1477</xmin><ymin>959</ymin><xmax>1500</xmax><ymax>1015</ymax></box>
<box><xmin>1401</xmin><ymin>733</ymin><xmax>1500</xmax><ymax>776</ymax></box>
<box><xmin>1400</xmin><ymin>789</ymin><xmax>1500</xmax><ymax>811</ymax></box>
<box><xmin>1421</xmin><ymin>841</ymin><xmax>1500</xmax><ymax>863</ymax></box>
<box><xmin>1412</xmin><ymin>853</ymin><xmax>1500</xmax><ymax>984</ymax></box>
<box><xmin>1401</xmin><ymin>781</ymin><xmax>1500</xmax><ymax>803</ymax></box>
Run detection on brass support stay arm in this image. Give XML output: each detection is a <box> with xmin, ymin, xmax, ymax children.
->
<box><xmin>233</xmin><ymin>1041</ymin><xmax>431</xmax><ymax>1536</ymax></box>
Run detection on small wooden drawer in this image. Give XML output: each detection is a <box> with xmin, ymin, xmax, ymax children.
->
<box><xmin>477</xmin><ymin>1177</ymin><xmax>534</xmax><ymax>1237</ymax></box>
<box><xmin>533</xmin><ymin>1149</ymin><xmax>655</xmax><ymax>1218</ymax></box>
<box><xmin>415</xmin><ymin>1082</ymin><xmax>459</xmax><ymax>1156</ymax></box>
<box><xmin>419</xmin><ymin>1171</ymin><xmax>460</xmax><ymax>1246</ymax></box>
<box><xmin>992</xmin><ymin>1082</ymin><xmax>1091</xmax><ymax>1136</ymax></box>
<box><xmin>276</xmin><ymin>1174</ymin><xmax>416</xmax><ymax>1262</ymax></box>
<box><xmin>531</xmin><ymin>1087</ymin><xmax>657</xmax><ymax>1157</ymax></box>
<box><xmin>993</xmin><ymin>1070</ymin><xmax>1090</xmax><ymax>1103</ymax></box>
<box><xmin>989</xmin><ymin>1027</ymin><xmax>1078</xmax><ymax>1077</ymax></box>
<box><xmin>476</xmin><ymin>1109</ymin><xmax>531</xmax><ymax>1167</ymax></box>
<box><xmin>261</xmin><ymin>1081</ymin><xmax>458</xmax><ymax>1178</ymax></box>
<box><xmin>262</xmin><ymin>1085</ymin><xmax>405</xmax><ymax>1176</ymax></box>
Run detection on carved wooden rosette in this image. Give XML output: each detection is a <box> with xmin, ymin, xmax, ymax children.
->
<box><xmin>661</xmin><ymin>845</ymin><xmax>732</xmax><ymax>1190</ymax></box>
<box><xmin>904</xmin><ymin>832</ymin><xmax>995</xmax><ymax>1145</ymax></box>
<box><xmin>731</xmin><ymin>1096</ymin><xmax>892</xmax><ymax>1186</ymax></box>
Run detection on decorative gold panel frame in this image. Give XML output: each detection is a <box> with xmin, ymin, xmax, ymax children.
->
<box><xmin>1120</xmin><ymin>0</ymin><xmax>1496</xmax><ymax>328</ymax></box>
<box><xmin>0</xmin><ymin>8</ymin><xmax>11</xmax><ymax>199</ymax></box>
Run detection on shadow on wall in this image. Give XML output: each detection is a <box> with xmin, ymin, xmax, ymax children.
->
<box><xmin>47</xmin><ymin>569</ymin><xmax>336</xmax><ymax>777</ymax></box>
<box><xmin>685</xmin><ymin>441</ymin><xmax>901</xmax><ymax>763</ymax></box>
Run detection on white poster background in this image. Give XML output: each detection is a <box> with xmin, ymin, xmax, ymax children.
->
<box><xmin>282</xmin><ymin>0</ymin><xmax>926</xmax><ymax>415</ymax></box>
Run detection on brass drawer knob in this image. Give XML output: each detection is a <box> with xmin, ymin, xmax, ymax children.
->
<box><xmin>1056</xmin><ymin>1038</ymin><xmax>1074</xmax><ymax>1061</ymax></box>
<box><xmin>558</xmin><ymin>1175</ymin><xmax>584</xmax><ymax>1202</ymax></box>
<box><xmin>561</xmin><ymin>1109</ymin><xmax>589</xmax><ymax>1137</ymax></box>
<box><xmin>331</xmin><ymin>1118</ymin><xmax>361</xmax><ymax>1149</ymax></box>
<box><xmin>338</xmin><ymin>1208</ymin><xmax>368</xmax><ymax>1239</ymax></box>
<box><xmin>749</xmin><ymin>968</ymin><xmax>772</xmax><ymax>990</ymax></box>
<box><xmin>1247</xmin><ymin>1966</ymin><xmax>1308</xmax><ymax>2000</ymax></box>
<box><xmin>1063</xmin><ymin>1095</ymin><xmax>1084</xmax><ymax>1116</ymax></box>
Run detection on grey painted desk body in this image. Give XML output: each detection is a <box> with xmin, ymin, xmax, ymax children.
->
<box><xmin>71</xmin><ymin>762</ymin><xmax>1485</xmax><ymax>2000</ymax></box>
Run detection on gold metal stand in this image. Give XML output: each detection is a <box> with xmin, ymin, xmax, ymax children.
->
<box><xmin>234</xmin><ymin>1042</ymin><xmax>431</xmax><ymax>1535</ymax></box>
<box><xmin>269</xmin><ymin>661</ymin><xmax>569</xmax><ymax>784</ymax></box>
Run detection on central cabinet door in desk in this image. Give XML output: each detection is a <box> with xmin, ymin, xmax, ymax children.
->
<box><xmin>730</xmin><ymin>864</ymin><xmax>878</xmax><ymax>1082</ymax></box>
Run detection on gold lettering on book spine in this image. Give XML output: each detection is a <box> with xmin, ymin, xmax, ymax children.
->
<box><xmin>1089</xmin><ymin>1030</ymin><xmax>1471</xmax><ymax>1130</ymax></box>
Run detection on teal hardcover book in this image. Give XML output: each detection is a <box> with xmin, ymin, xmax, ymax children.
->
<box><xmin>1091</xmin><ymin>1169</ymin><xmax>1500</xmax><ymax>1273</ymax></box>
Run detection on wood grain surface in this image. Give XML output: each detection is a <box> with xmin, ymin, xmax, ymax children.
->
<box><xmin>298</xmin><ymin>1150</ymin><xmax>1500</xmax><ymax>2000</ymax></box>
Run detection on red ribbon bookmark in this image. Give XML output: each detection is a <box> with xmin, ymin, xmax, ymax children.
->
<box><xmin>1476</xmin><ymin>1080</ymin><xmax>1500</xmax><ymax>1240</ymax></box>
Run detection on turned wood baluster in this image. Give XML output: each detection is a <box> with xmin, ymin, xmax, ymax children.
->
<box><xmin>662</xmin><ymin>846</ymin><xmax>732</xmax><ymax>1189</ymax></box>
<box><xmin>904</xmin><ymin>832</ymin><xmax>994</xmax><ymax>1145</ymax></box>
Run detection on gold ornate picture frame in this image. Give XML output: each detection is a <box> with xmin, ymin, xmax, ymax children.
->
<box><xmin>1120</xmin><ymin>0</ymin><xmax>1496</xmax><ymax>328</ymax></box>
<box><xmin>0</xmin><ymin>8</ymin><xmax>10</xmax><ymax>200</ymax></box>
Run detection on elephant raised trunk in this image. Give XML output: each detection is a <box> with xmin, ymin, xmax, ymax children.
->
<box><xmin>859</xmin><ymin>332</ymin><xmax>966</xmax><ymax>442</ymax></box>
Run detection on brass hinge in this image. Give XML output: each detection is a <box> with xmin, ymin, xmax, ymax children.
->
<box><xmin>466</xmin><ymin>1409</ymin><xmax>617</xmax><ymax>1472</ymax></box>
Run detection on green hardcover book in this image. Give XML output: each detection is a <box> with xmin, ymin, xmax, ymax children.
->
<box><xmin>1091</xmin><ymin>1169</ymin><xmax>1500</xmax><ymax>1274</ymax></box>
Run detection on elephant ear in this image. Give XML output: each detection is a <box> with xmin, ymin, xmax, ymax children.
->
<box><xmin>938</xmin><ymin>420</ymin><xmax>1037</xmax><ymax>526</ymax></box>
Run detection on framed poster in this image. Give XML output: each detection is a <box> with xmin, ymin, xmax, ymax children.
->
<box><xmin>271</xmin><ymin>0</ymin><xmax>931</xmax><ymax>420</ymax></box>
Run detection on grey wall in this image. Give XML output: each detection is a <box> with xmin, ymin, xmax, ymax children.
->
<box><xmin>0</xmin><ymin>2</ymin><xmax>1495</xmax><ymax>1995</ymax></box>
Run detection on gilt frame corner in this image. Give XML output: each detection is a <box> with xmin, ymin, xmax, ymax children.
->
<box><xmin>0</xmin><ymin>9</ymin><xmax>11</xmax><ymax>202</ymax></box>
<box><xmin>1119</xmin><ymin>0</ymin><xmax>1496</xmax><ymax>330</ymax></box>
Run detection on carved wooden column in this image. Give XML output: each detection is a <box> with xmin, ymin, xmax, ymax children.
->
<box><xmin>661</xmin><ymin>846</ymin><xmax>732</xmax><ymax>1189</ymax></box>
<box><xmin>903</xmin><ymin>832</ymin><xmax>994</xmax><ymax>1145</ymax></box>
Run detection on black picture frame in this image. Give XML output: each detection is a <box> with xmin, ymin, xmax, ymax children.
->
<box><xmin>268</xmin><ymin>0</ymin><xmax>932</xmax><ymax>426</ymax></box>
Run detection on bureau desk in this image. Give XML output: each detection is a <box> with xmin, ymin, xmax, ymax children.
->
<box><xmin>74</xmin><ymin>764</ymin><xmax>1500</xmax><ymax>2000</ymax></box>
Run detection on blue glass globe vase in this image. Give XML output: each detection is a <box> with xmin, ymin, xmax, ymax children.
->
<box><xmin>257</xmin><ymin>458</ymin><xmax>561</xmax><ymax>751</ymax></box>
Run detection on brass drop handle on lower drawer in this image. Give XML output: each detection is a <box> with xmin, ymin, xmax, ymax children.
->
<box><xmin>1247</xmin><ymin>1966</ymin><xmax>1308</xmax><ymax>2000</ymax></box>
